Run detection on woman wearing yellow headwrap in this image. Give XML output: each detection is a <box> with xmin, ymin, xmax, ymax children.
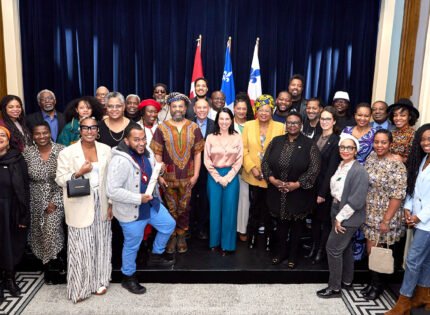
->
<box><xmin>242</xmin><ymin>94</ymin><xmax>284</xmax><ymax>250</ymax></box>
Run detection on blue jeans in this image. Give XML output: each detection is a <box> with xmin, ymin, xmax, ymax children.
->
<box><xmin>400</xmin><ymin>228</ymin><xmax>430</xmax><ymax>297</ymax></box>
<box><xmin>119</xmin><ymin>204</ymin><xmax>175</xmax><ymax>276</ymax></box>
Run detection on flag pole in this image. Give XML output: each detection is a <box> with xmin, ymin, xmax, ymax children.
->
<box><xmin>227</xmin><ymin>36</ymin><xmax>232</xmax><ymax>48</ymax></box>
<box><xmin>197</xmin><ymin>34</ymin><xmax>202</xmax><ymax>47</ymax></box>
<box><xmin>256</xmin><ymin>37</ymin><xmax>259</xmax><ymax>46</ymax></box>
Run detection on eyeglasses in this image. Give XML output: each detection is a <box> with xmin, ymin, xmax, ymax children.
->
<box><xmin>286</xmin><ymin>121</ymin><xmax>301</xmax><ymax>126</ymax></box>
<box><xmin>40</xmin><ymin>96</ymin><xmax>55</xmax><ymax>102</ymax></box>
<box><xmin>154</xmin><ymin>90</ymin><xmax>166</xmax><ymax>94</ymax></box>
<box><xmin>80</xmin><ymin>125</ymin><xmax>98</xmax><ymax>132</ymax></box>
<box><xmin>107</xmin><ymin>104</ymin><xmax>123</xmax><ymax>110</ymax></box>
<box><xmin>339</xmin><ymin>145</ymin><xmax>356</xmax><ymax>152</ymax></box>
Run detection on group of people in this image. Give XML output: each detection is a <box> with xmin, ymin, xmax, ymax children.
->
<box><xmin>0</xmin><ymin>74</ymin><xmax>428</xmax><ymax>314</ymax></box>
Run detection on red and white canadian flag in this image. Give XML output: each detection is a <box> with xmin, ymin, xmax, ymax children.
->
<box><xmin>190</xmin><ymin>35</ymin><xmax>204</xmax><ymax>99</ymax></box>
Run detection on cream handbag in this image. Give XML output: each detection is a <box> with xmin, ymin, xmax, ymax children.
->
<box><xmin>368</xmin><ymin>234</ymin><xmax>394</xmax><ymax>274</ymax></box>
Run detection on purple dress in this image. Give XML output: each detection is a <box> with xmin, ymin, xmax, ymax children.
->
<box><xmin>342</xmin><ymin>126</ymin><xmax>376</xmax><ymax>165</ymax></box>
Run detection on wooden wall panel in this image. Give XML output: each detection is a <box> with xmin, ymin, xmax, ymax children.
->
<box><xmin>0</xmin><ymin>3</ymin><xmax>7</xmax><ymax>97</ymax></box>
<box><xmin>395</xmin><ymin>0</ymin><xmax>421</xmax><ymax>100</ymax></box>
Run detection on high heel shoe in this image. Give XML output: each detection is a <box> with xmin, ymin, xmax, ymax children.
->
<box><xmin>265</xmin><ymin>236</ymin><xmax>271</xmax><ymax>252</ymax></box>
<box><xmin>248</xmin><ymin>234</ymin><xmax>256</xmax><ymax>249</ymax></box>
<box><xmin>360</xmin><ymin>283</ymin><xmax>372</xmax><ymax>296</ymax></box>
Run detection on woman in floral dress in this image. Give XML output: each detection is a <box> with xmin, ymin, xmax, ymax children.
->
<box><xmin>361</xmin><ymin>129</ymin><xmax>407</xmax><ymax>300</ymax></box>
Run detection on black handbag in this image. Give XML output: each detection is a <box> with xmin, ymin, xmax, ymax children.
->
<box><xmin>66</xmin><ymin>176</ymin><xmax>91</xmax><ymax>198</ymax></box>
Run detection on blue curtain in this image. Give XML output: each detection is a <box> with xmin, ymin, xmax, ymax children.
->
<box><xmin>19</xmin><ymin>0</ymin><xmax>380</xmax><ymax>113</ymax></box>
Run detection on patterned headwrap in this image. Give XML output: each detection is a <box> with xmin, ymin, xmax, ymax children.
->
<box><xmin>0</xmin><ymin>126</ymin><xmax>11</xmax><ymax>139</ymax></box>
<box><xmin>166</xmin><ymin>92</ymin><xmax>191</xmax><ymax>107</ymax></box>
<box><xmin>255</xmin><ymin>94</ymin><xmax>275</xmax><ymax>111</ymax></box>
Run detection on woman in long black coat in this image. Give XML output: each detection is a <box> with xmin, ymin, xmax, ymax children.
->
<box><xmin>262</xmin><ymin>112</ymin><xmax>321</xmax><ymax>268</ymax></box>
<box><xmin>0</xmin><ymin>126</ymin><xmax>30</xmax><ymax>301</ymax></box>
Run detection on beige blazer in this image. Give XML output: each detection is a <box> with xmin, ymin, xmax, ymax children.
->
<box><xmin>55</xmin><ymin>140</ymin><xmax>111</xmax><ymax>228</ymax></box>
<box><xmin>242</xmin><ymin>119</ymin><xmax>285</xmax><ymax>188</ymax></box>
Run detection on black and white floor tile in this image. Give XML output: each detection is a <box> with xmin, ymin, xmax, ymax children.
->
<box><xmin>342</xmin><ymin>284</ymin><xmax>396</xmax><ymax>315</ymax></box>
<box><xmin>0</xmin><ymin>272</ymin><xmax>44</xmax><ymax>315</ymax></box>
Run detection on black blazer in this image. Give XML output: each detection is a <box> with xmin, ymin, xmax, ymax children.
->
<box><xmin>186</xmin><ymin>97</ymin><xmax>212</xmax><ymax>120</ymax></box>
<box><xmin>315</xmin><ymin>133</ymin><xmax>341</xmax><ymax>198</ymax></box>
<box><xmin>26</xmin><ymin>110</ymin><xmax>66</xmax><ymax>138</ymax></box>
<box><xmin>263</xmin><ymin>133</ymin><xmax>321</xmax><ymax>217</ymax></box>
<box><xmin>193</xmin><ymin>117</ymin><xmax>215</xmax><ymax>139</ymax></box>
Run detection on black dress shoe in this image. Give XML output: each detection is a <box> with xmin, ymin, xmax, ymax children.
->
<box><xmin>316</xmin><ymin>287</ymin><xmax>341</xmax><ymax>298</ymax></box>
<box><xmin>360</xmin><ymin>283</ymin><xmax>372</xmax><ymax>296</ymax></box>
<box><xmin>121</xmin><ymin>274</ymin><xmax>147</xmax><ymax>294</ymax></box>
<box><xmin>4</xmin><ymin>272</ymin><xmax>20</xmax><ymax>297</ymax></box>
<box><xmin>364</xmin><ymin>286</ymin><xmax>383</xmax><ymax>300</ymax></box>
<box><xmin>0</xmin><ymin>283</ymin><xmax>4</xmax><ymax>304</ymax></box>
<box><xmin>147</xmin><ymin>252</ymin><xmax>175</xmax><ymax>267</ymax></box>
<box><xmin>197</xmin><ymin>231</ymin><xmax>208</xmax><ymax>240</ymax></box>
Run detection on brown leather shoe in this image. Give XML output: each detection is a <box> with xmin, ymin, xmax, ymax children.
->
<box><xmin>165</xmin><ymin>236</ymin><xmax>177</xmax><ymax>254</ymax></box>
<box><xmin>239</xmin><ymin>233</ymin><xmax>248</xmax><ymax>242</ymax></box>
<box><xmin>177</xmin><ymin>234</ymin><xmax>188</xmax><ymax>253</ymax></box>
<box><xmin>384</xmin><ymin>294</ymin><xmax>411</xmax><ymax>315</ymax></box>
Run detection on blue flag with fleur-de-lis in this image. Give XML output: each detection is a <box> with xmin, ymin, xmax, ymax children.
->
<box><xmin>221</xmin><ymin>42</ymin><xmax>235</xmax><ymax>111</ymax></box>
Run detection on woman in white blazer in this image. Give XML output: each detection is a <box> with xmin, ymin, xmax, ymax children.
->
<box><xmin>55</xmin><ymin>116</ymin><xmax>112</xmax><ymax>303</ymax></box>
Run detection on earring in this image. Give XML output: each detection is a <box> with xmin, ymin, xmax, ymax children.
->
<box><xmin>96</xmin><ymin>133</ymin><xmax>100</xmax><ymax>140</ymax></box>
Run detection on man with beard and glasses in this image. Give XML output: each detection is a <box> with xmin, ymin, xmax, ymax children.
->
<box><xmin>26</xmin><ymin>89</ymin><xmax>65</xmax><ymax>142</ymax></box>
<box><xmin>288</xmin><ymin>74</ymin><xmax>307</xmax><ymax>117</ymax></box>
<box><xmin>272</xmin><ymin>91</ymin><xmax>294</xmax><ymax>123</ymax></box>
<box><xmin>153</xmin><ymin>83</ymin><xmax>170</xmax><ymax>122</ymax></box>
<box><xmin>107</xmin><ymin>124</ymin><xmax>175</xmax><ymax>295</ymax></box>
<box><xmin>150</xmin><ymin>93</ymin><xmax>205</xmax><ymax>254</ymax></box>
<box><xmin>125</xmin><ymin>94</ymin><xmax>141</xmax><ymax>123</ymax></box>
<box><xmin>186</xmin><ymin>77</ymin><xmax>211</xmax><ymax>120</ymax></box>
<box><xmin>370</xmin><ymin>100</ymin><xmax>394</xmax><ymax>131</ymax></box>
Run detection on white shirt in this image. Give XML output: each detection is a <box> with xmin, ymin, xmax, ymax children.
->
<box><xmin>330</xmin><ymin>160</ymin><xmax>355</xmax><ymax>223</ymax></box>
<box><xmin>404</xmin><ymin>154</ymin><xmax>430</xmax><ymax>231</ymax></box>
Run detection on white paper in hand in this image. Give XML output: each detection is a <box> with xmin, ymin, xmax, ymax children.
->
<box><xmin>145</xmin><ymin>162</ymin><xmax>162</xmax><ymax>196</ymax></box>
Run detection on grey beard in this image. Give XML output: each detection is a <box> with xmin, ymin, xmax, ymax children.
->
<box><xmin>172</xmin><ymin>115</ymin><xmax>185</xmax><ymax>122</ymax></box>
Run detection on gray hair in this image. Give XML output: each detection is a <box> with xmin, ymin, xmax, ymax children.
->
<box><xmin>106</xmin><ymin>91</ymin><xmax>125</xmax><ymax>104</ymax></box>
<box><xmin>126</xmin><ymin>94</ymin><xmax>141</xmax><ymax>103</ymax></box>
<box><xmin>37</xmin><ymin>89</ymin><xmax>56</xmax><ymax>103</ymax></box>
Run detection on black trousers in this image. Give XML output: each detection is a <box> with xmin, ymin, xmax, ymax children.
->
<box><xmin>274</xmin><ymin>218</ymin><xmax>304</xmax><ymax>262</ymax></box>
<box><xmin>190</xmin><ymin>170</ymin><xmax>209</xmax><ymax>234</ymax></box>
<box><xmin>247</xmin><ymin>185</ymin><xmax>270</xmax><ymax>236</ymax></box>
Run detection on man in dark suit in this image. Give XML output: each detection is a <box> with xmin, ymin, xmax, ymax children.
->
<box><xmin>26</xmin><ymin>89</ymin><xmax>65</xmax><ymax>142</ymax></box>
<box><xmin>190</xmin><ymin>98</ymin><xmax>215</xmax><ymax>239</ymax></box>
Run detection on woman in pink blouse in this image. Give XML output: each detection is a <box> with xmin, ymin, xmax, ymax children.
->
<box><xmin>204</xmin><ymin>108</ymin><xmax>243</xmax><ymax>254</ymax></box>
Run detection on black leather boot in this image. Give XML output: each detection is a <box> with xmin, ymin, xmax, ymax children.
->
<box><xmin>121</xmin><ymin>274</ymin><xmax>146</xmax><ymax>294</ymax></box>
<box><xmin>364</xmin><ymin>271</ymin><xmax>383</xmax><ymax>300</ymax></box>
<box><xmin>312</xmin><ymin>248</ymin><xmax>326</xmax><ymax>264</ymax></box>
<box><xmin>0</xmin><ymin>279</ymin><xmax>4</xmax><ymax>304</ymax></box>
<box><xmin>304</xmin><ymin>243</ymin><xmax>317</xmax><ymax>258</ymax></box>
<box><xmin>360</xmin><ymin>283</ymin><xmax>373</xmax><ymax>296</ymax></box>
<box><xmin>4</xmin><ymin>271</ymin><xmax>20</xmax><ymax>297</ymax></box>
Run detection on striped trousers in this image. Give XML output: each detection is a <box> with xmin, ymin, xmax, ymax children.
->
<box><xmin>67</xmin><ymin>189</ymin><xmax>112</xmax><ymax>303</ymax></box>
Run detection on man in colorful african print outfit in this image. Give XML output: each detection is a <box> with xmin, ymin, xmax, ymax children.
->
<box><xmin>150</xmin><ymin>92</ymin><xmax>205</xmax><ymax>254</ymax></box>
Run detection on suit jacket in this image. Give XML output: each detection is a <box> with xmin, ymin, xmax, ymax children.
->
<box><xmin>315</xmin><ymin>133</ymin><xmax>341</xmax><ymax>198</ymax></box>
<box><xmin>55</xmin><ymin>140</ymin><xmax>111</xmax><ymax>228</ymax></box>
<box><xmin>193</xmin><ymin>117</ymin><xmax>215</xmax><ymax>139</ymax></box>
<box><xmin>331</xmin><ymin>160</ymin><xmax>369</xmax><ymax>227</ymax></box>
<box><xmin>26</xmin><ymin>110</ymin><xmax>66</xmax><ymax>139</ymax></box>
<box><xmin>242</xmin><ymin>119</ymin><xmax>285</xmax><ymax>188</ymax></box>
